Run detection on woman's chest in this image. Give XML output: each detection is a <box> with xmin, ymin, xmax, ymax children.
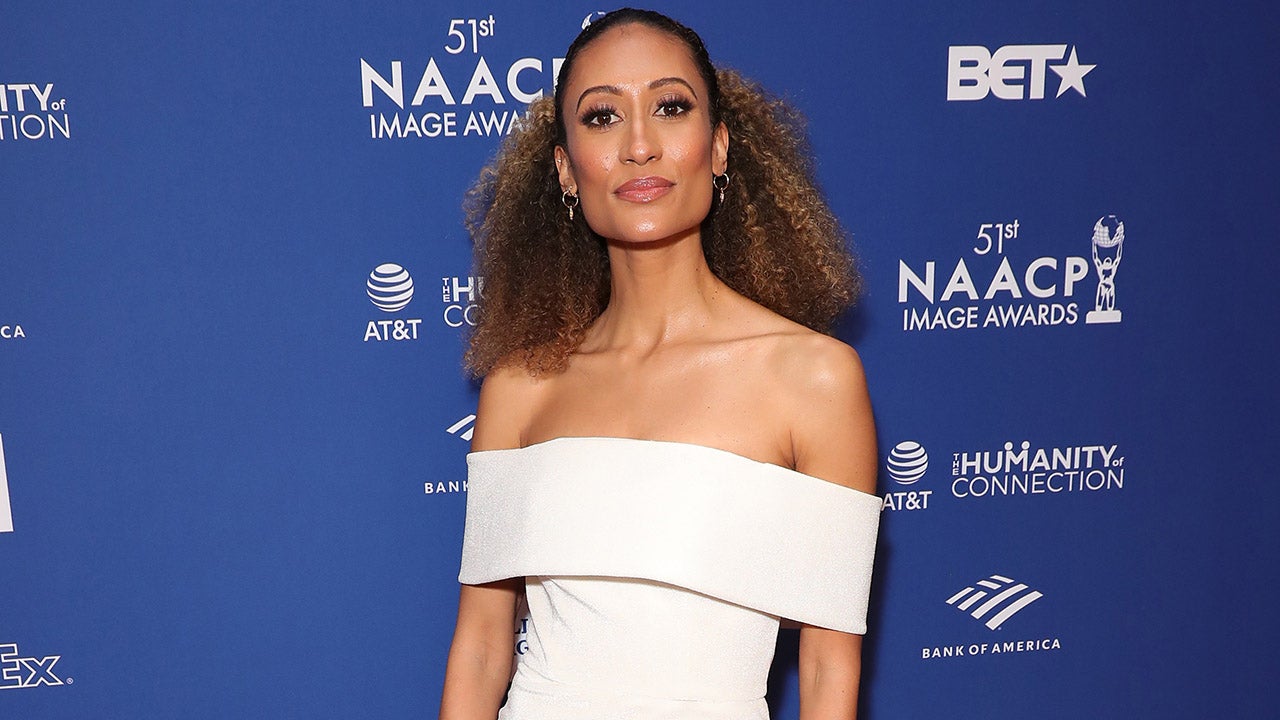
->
<box><xmin>522</xmin><ymin>358</ymin><xmax>794</xmax><ymax>467</ymax></box>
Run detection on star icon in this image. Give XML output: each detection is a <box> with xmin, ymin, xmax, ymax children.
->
<box><xmin>1050</xmin><ymin>47</ymin><xmax>1096</xmax><ymax>98</ymax></box>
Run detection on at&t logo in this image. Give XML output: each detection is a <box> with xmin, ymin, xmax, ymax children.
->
<box><xmin>363</xmin><ymin>263</ymin><xmax>424</xmax><ymax>342</ymax></box>
<box><xmin>882</xmin><ymin>441</ymin><xmax>932</xmax><ymax>512</ymax></box>
<box><xmin>1</xmin><ymin>642</ymin><xmax>68</xmax><ymax>689</ymax></box>
<box><xmin>947</xmin><ymin>45</ymin><xmax>1095</xmax><ymax>101</ymax></box>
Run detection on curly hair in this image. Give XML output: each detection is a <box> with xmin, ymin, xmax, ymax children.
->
<box><xmin>463</xmin><ymin>10</ymin><xmax>860</xmax><ymax>377</ymax></box>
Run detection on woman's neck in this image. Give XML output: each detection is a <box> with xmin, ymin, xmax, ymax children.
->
<box><xmin>590</xmin><ymin>229</ymin><xmax>725</xmax><ymax>353</ymax></box>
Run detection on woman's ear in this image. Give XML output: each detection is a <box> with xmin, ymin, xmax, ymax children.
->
<box><xmin>554</xmin><ymin>146</ymin><xmax>576</xmax><ymax>192</ymax></box>
<box><xmin>712</xmin><ymin>122</ymin><xmax>729</xmax><ymax>175</ymax></box>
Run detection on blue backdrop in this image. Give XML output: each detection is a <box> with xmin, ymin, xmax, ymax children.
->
<box><xmin>3</xmin><ymin>1</ymin><xmax>1277</xmax><ymax>717</ymax></box>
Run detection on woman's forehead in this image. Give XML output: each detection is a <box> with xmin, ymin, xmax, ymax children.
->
<box><xmin>565</xmin><ymin>24</ymin><xmax>704</xmax><ymax>96</ymax></box>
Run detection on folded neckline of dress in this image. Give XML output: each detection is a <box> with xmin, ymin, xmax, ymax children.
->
<box><xmin>467</xmin><ymin>435</ymin><xmax>879</xmax><ymax>501</ymax></box>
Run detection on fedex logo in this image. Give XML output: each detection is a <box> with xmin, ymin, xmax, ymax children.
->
<box><xmin>947</xmin><ymin>44</ymin><xmax>1095</xmax><ymax>101</ymax></box>
<box><xmin>0</xmin><ymin>643</ymin><xmax>66</xmax><ymax>689</ymax></box>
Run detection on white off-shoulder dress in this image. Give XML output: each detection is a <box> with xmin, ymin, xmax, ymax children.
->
<box><xmin>460</xmin><ymin>436</ymin><xmax>881</xmax><ymax>720</ymax></box>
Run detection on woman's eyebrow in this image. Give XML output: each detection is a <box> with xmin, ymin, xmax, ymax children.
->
<box><xmin>576</xmin><ymin>77</ymin><xmax>699</xmax><ymax>111</ymax></box>
<box><xmin>648</xmin><ymin>77</ymin><xmax>698</xmax><ymax>98</ymax></box>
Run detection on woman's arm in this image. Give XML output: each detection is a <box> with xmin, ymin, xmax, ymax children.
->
<box><xmin>788</xmin><ymin>338</ymin><xmax>877</xmax><ymax>720</ymax></box>
<box><xmin>798</xmin><ymin>627</ymin><xmax>862</xmax><ymax>719</ymax></box>
<box><xmin>441</xmin><ymin>366</ymin><xmax>538</xmax><ymax>719</ymax></box>
<box><xmin>439</xmin><ymin>579</ymin><xmax>521</xmax><ymax>720</ymax></box>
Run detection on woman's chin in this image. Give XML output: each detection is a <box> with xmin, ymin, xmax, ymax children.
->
<box><xmin>596</xmin><ymin>221</ymin><xmax>704</xmax><ymax>248</ymax></box>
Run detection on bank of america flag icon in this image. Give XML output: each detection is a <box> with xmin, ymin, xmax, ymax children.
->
<box><xmin>947</xmin><ymin>574</ymin><xmax>1042</xmax><ymax>630</ymax></box>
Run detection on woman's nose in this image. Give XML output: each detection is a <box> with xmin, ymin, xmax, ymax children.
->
<box><xmin>621</xmin><ymin>116</ymin><xmax>659</xmax><ymax>165</ymax></box>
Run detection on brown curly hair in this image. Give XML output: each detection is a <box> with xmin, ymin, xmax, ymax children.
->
<box><xmin>464</xmin><ymin>12</ymin><xmax>860</xmax><ymax>376</ymax></box>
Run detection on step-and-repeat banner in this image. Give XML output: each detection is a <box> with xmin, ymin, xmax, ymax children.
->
<box><xmin>3</xmin><ymin>1</ymin><xmax>1276</xmax><ymax>717</ymax></box>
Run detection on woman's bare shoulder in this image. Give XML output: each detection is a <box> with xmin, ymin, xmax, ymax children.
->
<box><xmin>469</xmin><ymin>361</ymin><xmax>553</xmax><ymax>452</ymax></box>
<box><xmin>751</xmin><ymin>321</ymin><xmax>875</xmax><ymax>493</ymax></box>
<box><xmin>727</xmin><ymin>298</ymin><xmax>863</xmax><ymax>382</ymax></box>
<box><xmin>712</xmin><ymin>294</ymin><xmax>864</xmax><ymax>402</ymax></box>
<box><xmin>775</xmin><ymin>331</ymin><xmax>866</xmax><ymax>395</ymax></box>
<box><xmin>757</xmin><ymin>331</ymin><xmax>866</xmax><ymax>426</ymax></box>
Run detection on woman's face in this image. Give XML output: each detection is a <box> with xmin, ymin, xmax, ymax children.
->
<box><xmin>555</xmin><ymin>23</ymin><xmax>729</xmax><ymax>244</ymax></box>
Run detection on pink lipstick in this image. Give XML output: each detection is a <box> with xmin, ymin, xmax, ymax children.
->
<box><xmin>614</xmin><ymin>176</ymin><xmax>674</xmax><ymax>203</ymax></box>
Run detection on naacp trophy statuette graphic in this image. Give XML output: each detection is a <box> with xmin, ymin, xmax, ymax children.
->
<box><xmin>1086</xmin><ymin>215</ymin><xmax>1124</xmax><ymax>324</ymax></box>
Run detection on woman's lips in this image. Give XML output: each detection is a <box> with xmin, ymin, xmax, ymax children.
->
<box><xmin>614</xmin><ymin>176</ymin><xmax>674</xmax><ymax>203</ymax></box>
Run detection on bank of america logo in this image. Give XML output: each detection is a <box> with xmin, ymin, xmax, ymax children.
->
<box><xmin>446</xmin><ymin>415</ymin><xmax>476</xmax><ymax>442</ymax></box>
<box><xmin>947</xmin><ymin>574</ymin><xmax>1042</xmax><ymax>630</ymax></box>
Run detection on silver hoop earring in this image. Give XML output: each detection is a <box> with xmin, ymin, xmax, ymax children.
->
<box><xmin>562</xmin><ymin>190</ymin><xmax>579</xmax><ymax>220</ymax></box>
<box><xmin>712</xmin><ymin>173</ymin><xmax>730</xmax><ymax>204</ymax></box>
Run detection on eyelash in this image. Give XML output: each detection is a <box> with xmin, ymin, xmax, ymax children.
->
<box><xmin>577</xmin><ymin>94</ymin><xmax>695</xmax><ymax>128</ymax></box>
<box><xmin>579</xmin><ymin>104</ymin><xmax>619</xmax><ymax>127</ymax></box>
<box><xmin>656</xmin><ymin>94</ymin><xmax>693</xmax><ymax>117</ymax></box>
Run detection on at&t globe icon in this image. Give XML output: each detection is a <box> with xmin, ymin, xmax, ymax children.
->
<box><xmin>887</xmin><ymin>441</ymin><xmax>929</xmax><ymax>485</ymax></box>
<box><xmin>367</xmin><ymin>263</ymin><xmax>414</xmax><ymax>312</ymax></box>
<box><xmin>362</xmin><ymin>263</ymin><xmax>423</xmax><ymax>342</ymax></box>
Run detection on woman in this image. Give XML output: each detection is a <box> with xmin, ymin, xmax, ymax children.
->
<box><xmin>441</xmin><ymin>8</ymin><xmax>880</xmax><ymax>720</ymax></box>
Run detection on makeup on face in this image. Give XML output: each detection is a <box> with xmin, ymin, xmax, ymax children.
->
<box><xmin>557</xmin><ymin>24</ymin><xmax>726</xmax><ymax>244</ymax></box>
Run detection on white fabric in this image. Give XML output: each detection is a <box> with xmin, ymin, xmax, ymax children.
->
<box><xmin>509</xmin><ymin>576</ymin><xmax>778</xmax><ymax>719</ymax></box>
<box><xmin>459</xmin><ymin>436</ymin><xmax>881</xmax><ymax>719</ymax></box>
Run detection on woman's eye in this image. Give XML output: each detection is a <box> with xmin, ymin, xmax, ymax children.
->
<box><xmin>656</xmin><ymin>99</ymin><xmax>691</xmax><ymax>117</ymax></box>
<box><xmin>582</xmin><ymin>109</ymin><xmax>619</xmax><ymax>127</ymax></box>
